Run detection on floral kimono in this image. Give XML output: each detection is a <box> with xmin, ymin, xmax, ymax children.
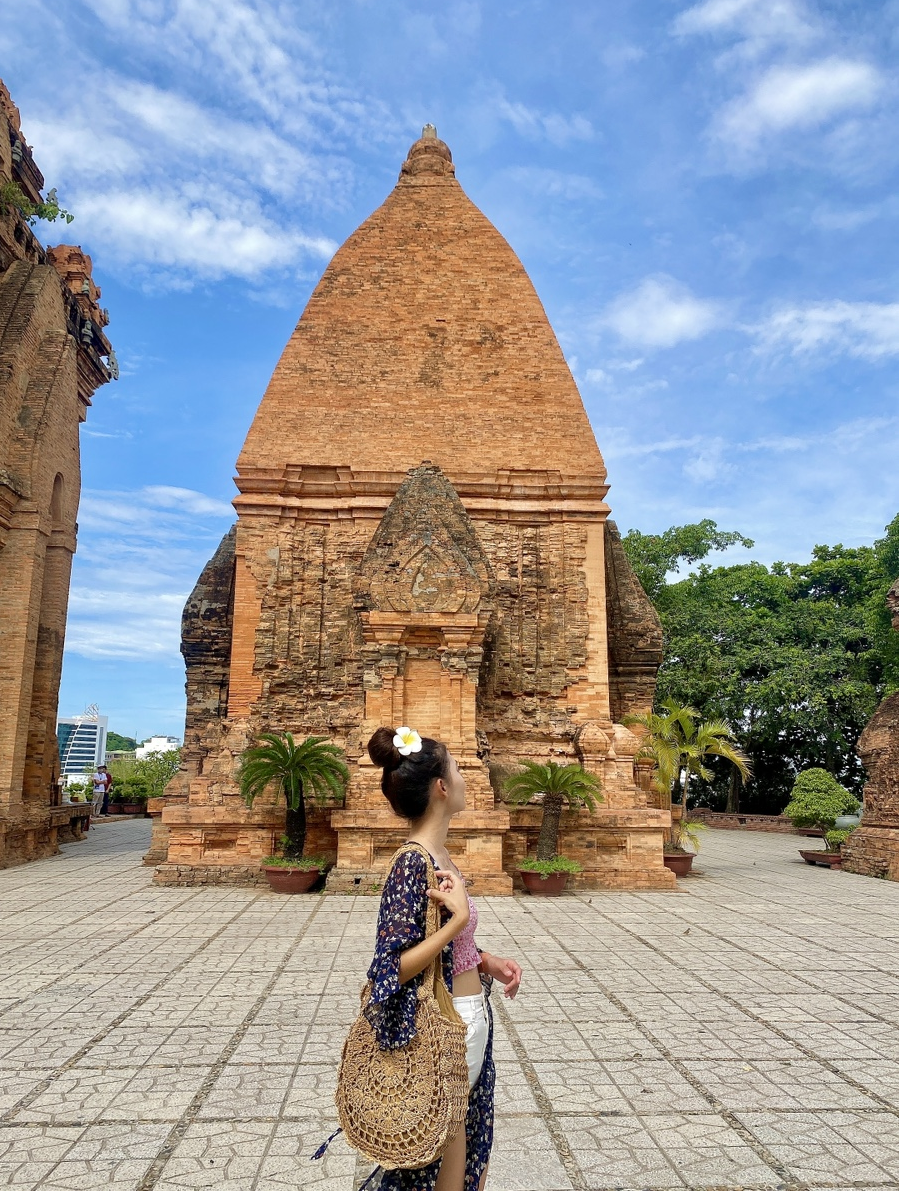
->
<box><xmin>362</xmin><ymin>847</ymin><xmax>495</xmax><ymax>1191</ymax></box>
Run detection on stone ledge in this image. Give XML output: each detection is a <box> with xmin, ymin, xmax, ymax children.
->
<box><xmin>690</xmin><ymin>811</ymin><xmax>800</xmax><ymax>833</ymax></box>
<box><xmin>152</xmin><ymin>863</ymin><xmax>269</xmax><ymax>887</ymax></box>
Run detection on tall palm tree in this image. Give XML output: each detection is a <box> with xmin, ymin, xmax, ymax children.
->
<box><xmin>625</xmin><ymin>698</ymin><xmax>751</xmax><ymax>813</ymax></box>
<box><xmin>503</xmin><ymin>761</ymin><xmax>602</xmax><ymax>861</ymax></box>
<box><xmin>239</xmin><ymin>733</ymin><xmax>349</xmax><ymax>860</ymax></box>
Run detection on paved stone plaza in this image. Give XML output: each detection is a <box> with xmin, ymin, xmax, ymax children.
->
<box><xmin>2</xmin><ymin>823</ymin><xmax>899</xmax><ymax>1190</ymax></box>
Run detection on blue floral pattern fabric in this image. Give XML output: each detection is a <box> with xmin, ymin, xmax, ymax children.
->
<box><xmin>365</xmin><ymin>848</ymin><xmax>495</xmax><ymax>1191</ymax></box>
<box><xmin>364</xmin><ymin>848</ymin><xmax>453</xmax><ymax>1048</ymax></box>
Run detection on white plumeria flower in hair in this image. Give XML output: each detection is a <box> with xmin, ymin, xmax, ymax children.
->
<box><xmin>393</xmin><ymin>726</ymin><xmax>422</xmax><ymax>756</ymax></box>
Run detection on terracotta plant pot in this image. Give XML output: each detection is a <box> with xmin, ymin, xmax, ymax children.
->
<box><xmin>663</xmin><ymin>852</ymin><xmax>695</xmax><ymax>877</ymax></box>
<box><xmin>121</xmin><ymin>803</ymin><xmax>146</xmax><ymax>815</ymax></box>
<box><xmin>798</xmin><ymin>849</ymin><xmax>843</xmax><ymax>869</ymax></box>
<box><xmin>262</xmin><ymin>866</ymin><xmax>322</xmax><ymax>894</ymax></box>
<box><xmin>519</xmin><ymin>870</ymin><xmax>569</xmax><ymax>896</ymax></box>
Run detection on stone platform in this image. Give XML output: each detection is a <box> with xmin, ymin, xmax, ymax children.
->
<box><xmin>2</xmin><ymin>821</ymin><xmax>899</xmax><ymax>1189</ymax></box>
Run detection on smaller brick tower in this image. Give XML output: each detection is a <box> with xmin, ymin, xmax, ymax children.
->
<box><xmin>0</xmin><ymin>80</ymin><xmax>114</xmax><ymax>867</ymax></box>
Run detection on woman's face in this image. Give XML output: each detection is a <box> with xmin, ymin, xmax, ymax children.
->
<box><xmin>442</xmin><ymin>751</ymin><xmax>467</xmax><ymax>816</ymax></box>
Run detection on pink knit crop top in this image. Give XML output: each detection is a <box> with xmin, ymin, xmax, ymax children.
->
<box><xmin>452</xmin><ymin>893</ymin><xmax>480</xmax><ymax>976</ymax></box>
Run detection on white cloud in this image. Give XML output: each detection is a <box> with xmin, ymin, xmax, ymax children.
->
<box><xmin>69</xmin><ymin>186</ymin><xmax>335</xmax><ymax>281</ymax></box>
<box><xmin>602</xmin><ymin>276</ymin><xmax>723</xmax><ymax>348</ymax></box>
<box><xmin>753</xmin><ymin>300</ymin><xmax>899</xmax><ymax>360</ymax></box>
<box><xmin>604</xmin><ymin>433</ymin><xmax>703</xmax><ymax>458</ymax></box>
<box><xmin>673</xmin><ymin>0</ymin><xmax>815</xmax><ymax>48</ymax></box>
<box><xmin>715</xmin><ymin>58</ymin><xmax>882</xmax><ymax>150</ymax></box>
<box><xmin>495</xmin><ymin>96</ymin><xmax>593</xmax><ymax>146</ymax></box>
<box><xmin>67</xmin><ymin>485</ymin><xmax>234</xmax><ymax>660</ymax></box>
<box><xmin>504</xmin><ymin>167</ymin><xmax>602</xmax><ymax>201</ymax></box>
<box><xmin>604</xmin><ymin>417</ymin><xmax>899</xmax><ymax>509</ymax></box>
<box><xmin>9</xmin><ymin>0</ymin><xmax>394</xmax><ymax>288</ymax></box>
<box><xmin>601</xmin><ymin>43</ymin><xmax>645</xmax><ymax>69</ymax></box>
<box><xmin>66</xmin><ymin>590</ymin><xmax>187</xmax><ymax>660</ymax></box>
<box><xmin>83</xmin><ymin>0</ymin><xmax>324</xmax><ymax>126</ymax></box>
<box><xmin>683</xmin><ymin>437</ymin><xmax>731</xmax><ymax>482</ymax></box>
<box><xmin>141</xmin><ymin>486</ymin><xmax>235</xmax><ymax>517</ymax></box>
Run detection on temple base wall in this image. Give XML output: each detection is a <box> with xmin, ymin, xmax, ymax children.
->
<box><xmin>151</xmin><ymin>800</ymin><xmax>338</xmax><ymax>885</ymax></box>
<box><xmin>842</xmin><ymin>827</ymin><xmax>899</xmax><ymax>881</ymax></box>
<box><xmin>842</xmin><ymin>687</ymin><xmax>899</xmax><ymax>883</ymax></box>
<box><xmin>327</xmin><ymin>803</ymin><xmax>514</xmax><ymax>895</ymax></box>
<box><xmin>504</xmin><ymin>805</ymin><xmax>676</xmax><ymax>891</ymax></box>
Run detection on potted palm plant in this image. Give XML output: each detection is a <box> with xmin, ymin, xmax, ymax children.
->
<box><xmin>239</xmin><ymin>732</ymin><xmax>349</xmax><ymax>893</ymax></box>
<box><xmin>625</xmin><ymin>699</ymin><xmax>751</xmax><ymax>875</ymax></box>
<box><xmin>503</xmin><ymin>760</ymin><xmax>601</xmax><ymax>895</ymax></box>
<box><xmin>662</xmin><ymin>813</ymin><xmax>708</xmax><ymax>876</ymax></box>
<box><xmin>784</xmin><ymin>768</ymin><xmax>860</xmax><ymax>869</ymax></box>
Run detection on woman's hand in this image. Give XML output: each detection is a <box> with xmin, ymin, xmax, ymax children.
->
<box><xmin>428</xmin><ymin>869</ymin><xmax>470</xmax><ymax>929</ymax></box>
<box><xmin>480</xmin><ymin>952</ymin><xmax>522</xmax><ymax>999</ymax></box>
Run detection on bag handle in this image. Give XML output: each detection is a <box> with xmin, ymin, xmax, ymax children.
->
<box><xmin>388</xmin><ymin>842</ymin><xmax>447</xmax><ymax>1001</ymax></box>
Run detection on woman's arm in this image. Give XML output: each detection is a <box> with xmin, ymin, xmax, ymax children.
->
<box><xmin>397</xmin><ymin>870</ymin><xmax>469</xmax><ymax>984</ymax></box>
<box><xmin>478</xmin><ymin>949</ymin><xmax>523</xmax><ymax>998</ymax></box>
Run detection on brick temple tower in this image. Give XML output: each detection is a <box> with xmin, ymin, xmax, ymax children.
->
<box><xmin>0</xmin><ymin>80</ymin><xmax>114</xmax><ymax>866</ymax></box>
<box><xmin>152</xmin><ymin>127</ymin><xmax>674</xmax><ymax>891</ymax></box>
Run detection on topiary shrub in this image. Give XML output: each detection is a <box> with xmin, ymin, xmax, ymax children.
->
<box><xmin>784</xmin><ymin>769</ymin><xmax>859</xmax><ymax>849</ymax></box>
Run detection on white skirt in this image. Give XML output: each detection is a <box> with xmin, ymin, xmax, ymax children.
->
<box><xmin>453</xmin><ymin>992</ymin><xmax>488</xmax><ymax>1090</ymax></box>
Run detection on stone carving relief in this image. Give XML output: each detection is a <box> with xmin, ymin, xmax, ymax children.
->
<box><xmin>355</xmin><ymin>462</ymin><xmax>493</xmax><ymax>616</ymax></box>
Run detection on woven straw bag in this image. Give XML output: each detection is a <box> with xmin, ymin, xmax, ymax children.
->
<box><xmin>335</xmin><ymin>843</ymin><xmax>469</xmax><ymax>1170</ymax></box>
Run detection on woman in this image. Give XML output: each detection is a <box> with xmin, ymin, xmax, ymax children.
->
<box><xmin>365</xmin><ymin>726</ymin><xmax>522</xmax><ymax>1191</ymax></box>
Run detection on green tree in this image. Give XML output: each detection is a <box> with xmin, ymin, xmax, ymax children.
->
<box><xmin>107</xmin><ymin>731</ymin><xmax>138</xmax><ymax>752</ymax></box>
<box><xmin>621</xmin><ymin>519</ymin><xmax>754</xmax><ymax>602</ymax></box>
<box><xmin>621</xmin><ymin>516</ymin><xmax>899</xmax><ymax>811</ymax></box>
<box><xmin>135</xmin><ymin>750</ymin><xmax>182</xmax><ymax>799</ymax></box>
<box><xmin>109</xmin><ymin>750</ymin><xmax>181</xmax><ymax>801</ymax></box>
<box><xmin>871</xmin><ymin>513</ymin><xmax>899</xmax><ymax>694</ymax></box>
<box><xmin>239</xmin><ymin>733</ymin><xmax>349</xmax><ymax>860</ymax></box>
<box><xmin>625</xmin><ymin>699</ymin><xmax>751</xmax><ymax>812</ymax></box>
<box><xmin>503</xmin><ymin>761</ymin><xmax>601</xmax><ymax>861</ymax></box>
<box><xmin>784</xmin><ymin>768</ymin><xmax>859</xmax><ymax>847</ymax></box>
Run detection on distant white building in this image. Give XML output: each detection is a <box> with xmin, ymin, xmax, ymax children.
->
<box><xmin>135</xmin><ymin>735</ymin><xmax>181</xmax><ymax>759</ymax></box>
<box><xmin>58</xmin><ymin>708</ymin><xmax>108</xmax><ymax>782</ymax></box>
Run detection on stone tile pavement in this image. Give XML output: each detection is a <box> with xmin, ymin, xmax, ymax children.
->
<box><xmin>1</xmin><ymin>822</ymin><xmax>899</xmax><ymax>1190</ymax></box>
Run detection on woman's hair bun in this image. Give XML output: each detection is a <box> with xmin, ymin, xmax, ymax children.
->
<box><xmin>367</xmin><ymin>726</ymin><xmax>402</xmax><ymax>770</ymax></box>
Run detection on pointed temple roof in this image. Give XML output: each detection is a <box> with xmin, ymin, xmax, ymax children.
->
<box><xmin>238</xmin><ymin>127</ymin><xmax>606</xmax><ymax>486</ymax></box>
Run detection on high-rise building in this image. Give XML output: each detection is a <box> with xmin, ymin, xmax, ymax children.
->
<box><xmin>57</xmin><ymin>709</ymin><xmax>108</xmax><ymax>782</ymax></box>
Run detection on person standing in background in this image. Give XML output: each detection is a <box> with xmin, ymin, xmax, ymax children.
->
<box><xmin>90</xmin><ymin>766</ymin><xmax>110</xmax><ymax>818</ymax></box>
<box><xmin>101</xmin><ymin>766</ymin><xmax>113</xmax><ymax>815</ymax></box>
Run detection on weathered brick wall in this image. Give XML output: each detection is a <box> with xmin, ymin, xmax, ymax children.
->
<box><xmin>604</xmin><ymin>520</ymin><xmax>664</xmax><ymax>724</ymax></box>
<box><xmin>0</xmin><ymin>79</ymin><xmax>112</xmax><ymax>868</ymax></box>
<box><xmin>843</xmin><ymin>578</ymin><xmax>899</xmax><ymax>880</ymax></box>
<box><xmin>145</xmin><ymin>526</ymin><xmax>236</xmax><ymax>866</ymax></box>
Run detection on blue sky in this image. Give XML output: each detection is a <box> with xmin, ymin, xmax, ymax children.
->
<box><xmin>3</xmin><ymin>0</ymin><xmax>898</xmax><ymax>740</ymax></box>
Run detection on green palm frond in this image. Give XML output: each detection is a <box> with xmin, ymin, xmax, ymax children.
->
<box><xmin>239</xmin><ymin>732</ymin><xmax>349</xmax><ymax>810</ymax></box>
<box><xmin>624</xmin><ymin>700</ymin><xmax>751</xmax><ymax>806</ymax></box>
<box><xmin>503</xmin><ymin>760</ymin><xmax>602</xmax><ymax>811</ymax></box>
